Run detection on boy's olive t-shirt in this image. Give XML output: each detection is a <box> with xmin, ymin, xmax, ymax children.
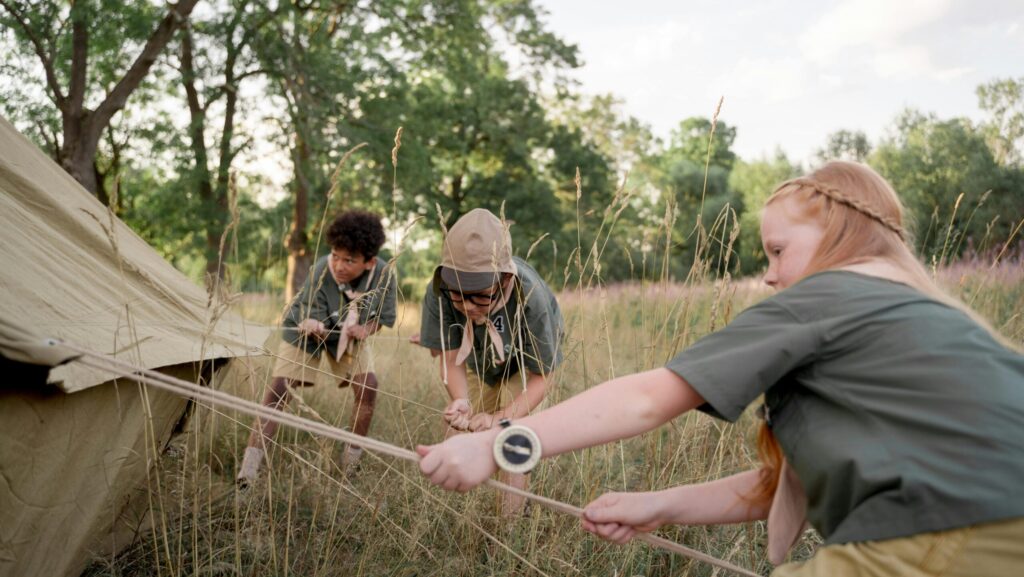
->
<box><xmin>282</xmin><ymin>255</ymin><xmax>397</xmax><ymax>358</ymax></box>
<box><xmin>666</xmin><ymin>271</ymin><xmax>1024</xmax><ymax>545</ymax></box>
<box><xmin>419</xmin><ymin>257</ymin><xmax>564</xmax><ymax>385</ymax></box>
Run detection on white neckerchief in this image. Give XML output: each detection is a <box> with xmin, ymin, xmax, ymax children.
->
<box><xmin>335</xmin><ymin>265</ymin><xmax>376</xmax><ymax>362</ymax></box>
<box><xmin>454</xmin><ymin>279</ymin><xmax>514</xmax><ymax>367</ymax></box>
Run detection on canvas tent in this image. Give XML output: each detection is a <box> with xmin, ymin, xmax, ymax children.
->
<box><xmin>0</xmin><ymin>115</ymin><xmax>266</xmax><ymax>577</ymax></box>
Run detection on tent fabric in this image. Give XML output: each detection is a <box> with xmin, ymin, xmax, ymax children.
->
<box><xmin>0</xmin><ymin>115</ymin><xmax>264</xmax><ymax>394</ymax></box>
<box><xmin>0</xmin><ymin>317</ymin><xmax>79</xmax><ymax>367</ymax></box>
<box><xmin>0</xmin><ymin>115</ymin><xmax>268</xmax><ymax>577</ymax></box>
<box><xmin>0</xmin><ymin>366</ymin><xmax>196</xmax><ymax>577</ymax></box>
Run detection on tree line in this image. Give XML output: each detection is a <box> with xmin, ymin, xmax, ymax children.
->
<box><xmin>2</xmin><ymin>1</ymin><xmax>1022</xmax><ymax>298</ymax></box>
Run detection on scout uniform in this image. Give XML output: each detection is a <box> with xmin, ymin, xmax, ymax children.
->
<box><xmin>276</xmin><ymin>255</ymin><xmax>396</xmax><ymax>387</ymax></box>
<box><xmin>666</xmin><ymin>270</ymin><xmax>1024</xmax><ymax>575</ymax></box>
<box><xmin>418</xmin><ymin>208</ymin><xmax>564</xmax><ymax>416</ymax></box>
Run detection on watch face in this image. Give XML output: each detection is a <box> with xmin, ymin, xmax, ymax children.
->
<box><xmin>493</xmin><ymin>425</ymin><xmax>542</xmax><ymax>474</ymax></box>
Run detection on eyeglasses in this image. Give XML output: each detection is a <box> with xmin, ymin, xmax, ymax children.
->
<box><xmin>440</xmin><ymin>285</ymin><xmax>501</xmax><ymax>307</ymax></box>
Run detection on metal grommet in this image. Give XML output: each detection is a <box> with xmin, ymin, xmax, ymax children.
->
<box><xmin>493</xmin><ymin>424</ymin><xmax>542</xmax><ymax>474</ymax></box>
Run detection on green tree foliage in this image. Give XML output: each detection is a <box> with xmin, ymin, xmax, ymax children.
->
<box><xmin>976</xmin><ymin>77</ymin><xmax>1024</xmax><ymax>166</ymax></box>
<box><xmin>0</xmin><ymin>0</ymin><xmax>198</xmax><ymax>200</ymax></box>
<box><xmin>729</xmin><ymin>152</ymin><xmax>800</xmax><ymax>275</ymax></box>
<box><xmin>3</xmin><ymin>1</ymin><xmax>1021</xmax><ymax>296</ymax></box>
<box><xmin>371</xmin><ymin>0</ymin><xmax>583</xmax><ymax>286</ymax></box>
<box><xmin>870</xmin><ymin>109</ymin><xmax>1022</xmax><ymax>261</ymax></box>
<box><xmin>816</xmin><ymin>129</ymin><xmax>871</xmax><ymax>163</ymax></box>
<box><xmin>547</xmin><ymin>95</ymin><xmax>660</xmax><ymax>286</ymax></box>
<box><xmin>253</xmin><ymin>1</ymin><xmax>369</xmax><ymax>298</ymax></box>
<box><xmin>651</xmin><ymin>116</ymin><xmax>739</xmax><ymax>279</ymax></box>
<box><xmin>177</xmin><ymin>1</ymin><xmax>265</xmax><ymax>286</ymax></box>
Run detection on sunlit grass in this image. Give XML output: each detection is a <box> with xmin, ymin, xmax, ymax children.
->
<box><xmin>82</xmin><ymin>141</ymin><xmax>1024</xmax><ymax>577</ymax></box>
<box><xmin>82</xmin><ymin>255</ymin><xmax>1024</xmax><ymax>576</ymax></box>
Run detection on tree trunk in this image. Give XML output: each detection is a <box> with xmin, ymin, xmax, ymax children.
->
<box><xmin>450</xmin><ymin>172</ymin><xmax>464</xmax><ymax>226</ymax></box>
<box><xmin>181</xmin><ymin>16</ymin><xmax>254</xmax><ymax>289</ymax></box>
<box><xmin>285</xmin><ymin>131</ymin><xmax>312</xmax><ymax>303</ymax></box>
<box><xmin>5</xmin><ymin>0</ymin><xmax>201</xmax><ymax>198</ymax></box>
<box><xmin>207</xmin><ymin>34</ymin><xmax>248</xmax><ymax>287</ymax></box>
<box><xmin>61</xmin><ymin>130</ymin><xmax>104</xmax><ymax>200</ymax></box>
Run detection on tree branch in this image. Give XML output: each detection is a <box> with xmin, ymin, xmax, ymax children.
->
<box><xmin>67</xmin><ymin>5</ymin><xmax>87</xmax><ymax>119</ymax></box>
<box><xmin>34</xmin><ymin>119</ymin><xmax>58</xmax><ymax>159</ymax></box>
<box><xmin>0</xmin><ymin>0</ymin><xmax>66</xmax><ymax>108</ymax></box>
<box><xmin>180</xmin><ymin>22</ymin><xmax>210</xmax><ymax>182</ymax></box>
<box><xmin>92</xmin><ymin>0</ymin><xmax>200</xmax><ymax>131</ymax></box>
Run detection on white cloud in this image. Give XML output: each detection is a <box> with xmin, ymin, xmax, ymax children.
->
<box><xmin>932</xmin><ymin>66</ymin><xmax>973</xmax><ymax>82</ymax></box>
<box><xmin>631</xmin><ymin>20</ymin><xmax>703</xmax><ymax>63</ymax></box>
<box><xmin>872</xmin><ymin>44</ymin><xmax>931</xmax><ymax>78</ymax></box>
<box><xmin>799</xmin><ymin>0</ymin><xmax>953</xmax><ymax>65</ymax></box>
<box><xmin>709</xmin><ymin>57</ymin><xmax>808</xmax><ymax>103</ymax></box>
<box><xmin>819</xmin><ymin>73</ymin><xmax>845</xmax><ymax>88</ymax></box>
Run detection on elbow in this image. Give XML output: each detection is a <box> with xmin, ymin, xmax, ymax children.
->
<box><xmin>622</xmin><ymin>369</ymin><xmax>695</xmax><ymax>428</ymax></box>
<box><xmin>629</xmin><ymin>381</ymin><xmax>674</xmax><ymax>429</ymax></box>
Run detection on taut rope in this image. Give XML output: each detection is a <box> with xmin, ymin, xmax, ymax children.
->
<box><xmin>52</xmin><ymin>339</ymin><xmax>760</xmax><ymax>577</ymax></box>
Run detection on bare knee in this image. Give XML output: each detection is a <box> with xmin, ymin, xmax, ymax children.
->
<box><xmin>263</xmin><ymin>377</ymin><xmax>307</xmax><ymax>408</ymax></box>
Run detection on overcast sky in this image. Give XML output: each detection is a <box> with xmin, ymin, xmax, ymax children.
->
<box><xmin>539</xmin><ymin>0</ymin><xmax>1023</xmax><ymax>164</ymax></box>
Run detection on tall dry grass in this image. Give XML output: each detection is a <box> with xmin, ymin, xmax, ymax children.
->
<box><xmin>82</xmin><ymin>251</ymin><xmax>1024</xmax><ymax>577</ymax></box>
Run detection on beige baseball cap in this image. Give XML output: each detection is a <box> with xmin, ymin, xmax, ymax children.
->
<box><xmin>435</xmin><ymin>208</ymin><xmax>517</xmax><ymax>292</ymax></box>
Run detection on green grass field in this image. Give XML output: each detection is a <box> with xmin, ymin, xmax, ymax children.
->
<box><xmin>83</xmin><ymin>262</ymin><xmax>1023</xmax><ymax>577</ymax></box>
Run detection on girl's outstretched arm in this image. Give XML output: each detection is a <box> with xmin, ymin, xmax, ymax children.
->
<box><xmin>581</xmin><ymin>469</ymin><xmax>769</xmax><ymax>544</ymax></box>
<box><xmin>418</xmin><ymin>367</ymin><xmax>705</xmax><ymax>491</ymax></box>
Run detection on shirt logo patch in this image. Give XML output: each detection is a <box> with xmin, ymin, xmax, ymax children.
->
<box><xmin>493</xmin><ymin>315</ymin><xmax>505</xmax><ymax>333</ymax></box>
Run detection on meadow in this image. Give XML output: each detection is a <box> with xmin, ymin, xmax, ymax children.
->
<box><xmin>83</xmin><ymin>257</ymin><xmax>1023</xmax><ymax>577</ymax></box>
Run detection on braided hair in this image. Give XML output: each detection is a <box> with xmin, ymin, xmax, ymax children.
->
<box><xmin>788</xmin><ymin>177</ymin><xmax>906</xmax><ymax>240</ymax></box>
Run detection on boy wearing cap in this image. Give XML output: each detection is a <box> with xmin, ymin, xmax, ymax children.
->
<box><xmin>418</xmin><ymin>208</ymin><xmax>564</xmax><ymax>512</ymax></box>
<box><xmin>237</xmin><ymin>209</ymin><xmax>396</xmax><ymax>485</ymax></box>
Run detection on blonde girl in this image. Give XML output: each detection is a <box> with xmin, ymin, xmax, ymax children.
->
<box><xmin>417</xmin><ymin>161</ymin><xmax>1024</xmax><ymax>576</ymax></box>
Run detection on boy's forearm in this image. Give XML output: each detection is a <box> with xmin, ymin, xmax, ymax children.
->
<box><xmin>440</xmin><ymin>351</ymin><xmax>469</xmax><ymax>400</ymax></box>
<box><xmin>496</xmin><ymin>371</ymin><xmax>550</xmax><ymax>420</ymax></box>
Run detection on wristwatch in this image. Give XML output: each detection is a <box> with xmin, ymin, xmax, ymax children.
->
<box><xmin>492</xmin><ymin>418</ymin><xmax>542</xmax><ymax>474</ymax></box>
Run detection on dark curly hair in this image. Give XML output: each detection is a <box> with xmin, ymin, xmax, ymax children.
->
<box><xmin>326</xmin><ymin>210</ymin><xmax>386</xmax><ymax>260</ymax></box>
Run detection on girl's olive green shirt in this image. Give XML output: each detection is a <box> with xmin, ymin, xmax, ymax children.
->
<box><xmin>667</xmin><ymin>271</ymin><xmax>1024</xmax><ymax>545</ymax></box>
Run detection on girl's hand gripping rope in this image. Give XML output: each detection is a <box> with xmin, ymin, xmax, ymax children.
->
<box><xmin>416</xmin><ymin>428</ymin><xmax>500</xmax><ymax>492</ymax></box>
<box><xmin>582</xmin><ymin>491</ymin><xmax>666</xmax><ymax>544</ymax></box>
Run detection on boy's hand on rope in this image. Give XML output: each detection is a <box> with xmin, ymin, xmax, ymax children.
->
<box><xmin>582</xmin><ymin>492</ymin><xmax>665</xmax><ymax>544</ymax></box>
<box><xmin>416</xmin><ymin>429</ymin><xmax>500</xmax><ymax>491</ymax></box>
<box><xmin>444</xmin><ymin>398</ymin><xmax>472</xmax><ymax>430</ymax></box>
<box><xmin>345</xmin><ymin>324</ymin><xmax>372</xmax><ymax>340</ymax></box>
<box><xmin>297</xmin><ymin>318</ymin><xmax>328</xmax><ymax>339</ymax></box>
<box><xmin>467</xmin><ymin>412</ymin><xmax>499</xmax><ymax>432</ymax></box>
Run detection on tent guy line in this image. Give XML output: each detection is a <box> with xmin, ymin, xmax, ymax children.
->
<box><xmin>259</xmin><ymin>345</ymin><xmax>445</xmax><ymax>415</ymax></box>
<box><xmin>51</xmin><ymin>338</ymin><xmax>760</xmax><ymax>577</ymax></box>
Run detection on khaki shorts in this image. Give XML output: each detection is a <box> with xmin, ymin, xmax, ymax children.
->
<box><xmin>467</xmin><ymin>372</ymin><xmax>528</xmax><ymax>415</ymax></box>
<box><xmin>271</xmin><ymin>340</ymin><xmax>375</xmax><ymax>387</ymax></box>
<box><xmin>773</xmin><ymin>516</ymin><xmax>1024</xmax><ymax>577</ymax></box>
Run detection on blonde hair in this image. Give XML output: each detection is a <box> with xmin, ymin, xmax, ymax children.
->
<box><xmin>748</xmin><ymin>160</ymin><xmax>1018</xmax><ymax>508</ymax></box>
